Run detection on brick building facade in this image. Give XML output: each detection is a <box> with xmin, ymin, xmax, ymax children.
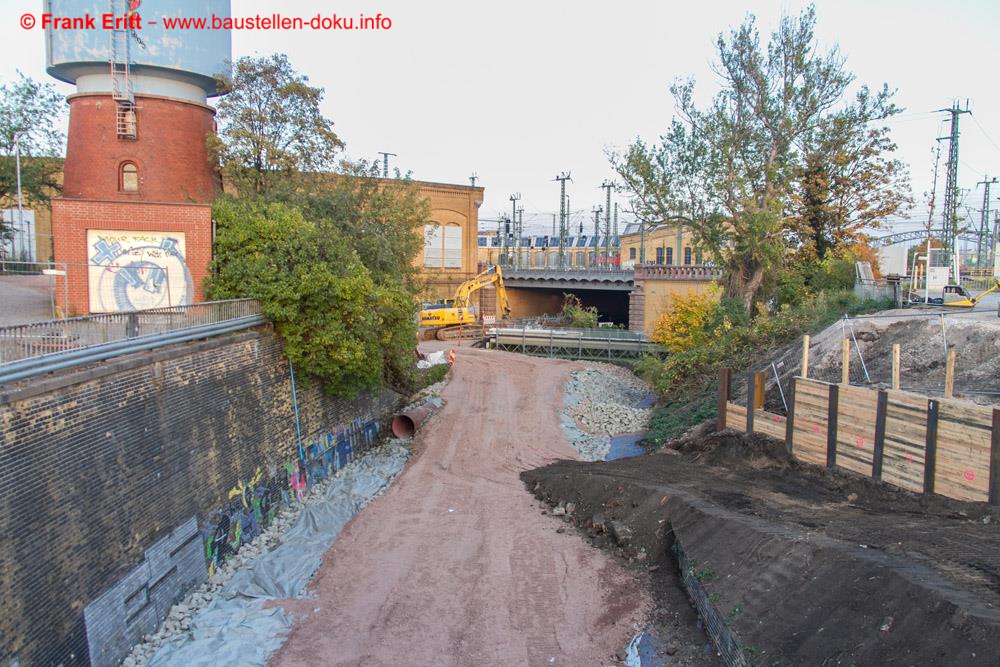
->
<box><xmin>52</xmin><ymin>94</ymin><xmax>219</xmax><ymax>316</ymax></box>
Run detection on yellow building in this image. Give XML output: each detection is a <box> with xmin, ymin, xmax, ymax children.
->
<box><xmin>0</xmin><ymin>159</ymin><xmax>62</xmax><ymax>264</ymax></box>
<box><xmin>619</xmin><ymin>222</ymin><xmax>702</xmax><ymax>268</ymax></box>
<box><xmin>477</xmin><ymin>232</ymin><xmax>619</xmax><ymax>269</ymax></box>
<box><xmin>413</xmin><ymin>180</ymin><xmax>485</xmax><ymax>301</ymax></box>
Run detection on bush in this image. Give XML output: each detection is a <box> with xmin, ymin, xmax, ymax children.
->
<box><xmin>561</xmin><ymin>294</ymin><xmax>599</xmax><ymax>328</ymax></box>
<box><xmin>645</xmin><ymin>289</ymin><xmax>891</xmax><ymax>397</ymax></box>
<box><xmin>206</xmin><ymin>197</ymin><xmax>419</xmax><ymax>397</ymax></box>
<box><xmin>645</xmin><ymin>396</ymin><xmax>717</xmax><ymax>448</ymax></box>
<box><xmin>650</xmin><ymin>284</ymin><xmax>723</xmax><ymax>352</ymax></box>
<box><xmin>414</xmin><ymin>363</ymin><xmax>449</xmax><ymax>391</ymax></box>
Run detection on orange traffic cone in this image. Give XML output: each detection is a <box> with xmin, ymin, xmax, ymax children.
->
<box><xmin>448</xmin><ymin>349</ymin><xmax>456</xmax><ymax>366</ymax></box>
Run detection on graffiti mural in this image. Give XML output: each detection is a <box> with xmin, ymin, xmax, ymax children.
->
<box><xmin>201</xmin><ymin>418</ymin><xmax>383</xmax><ymax>575</ymax></box>
<box><xmin>87</xmin><ymin>230</ymin><xmax>194</xmax><ymax>312</ymax></box>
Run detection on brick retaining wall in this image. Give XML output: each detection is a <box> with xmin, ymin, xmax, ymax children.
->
<box><xmin>0</xmin><ymin>327</ymin><xmax>400</xmax><ymax>666</ymax></box>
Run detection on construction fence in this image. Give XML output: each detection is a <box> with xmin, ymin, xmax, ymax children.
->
<box><xmin>719</xmin><ymin>367</ymin><xmax>1000</xmax><ymax>505</ymax></box>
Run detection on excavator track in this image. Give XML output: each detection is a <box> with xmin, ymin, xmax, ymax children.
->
<box><xmin>435</xmin><ymin>325</ymin><xmax>484</xmax><ymax>341</ymax></box>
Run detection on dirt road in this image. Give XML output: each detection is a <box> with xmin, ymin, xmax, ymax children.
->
<box><xmin>271</xmin><ymin>348</ymin><xmax>647</xmax><ymax>666</ymax></box>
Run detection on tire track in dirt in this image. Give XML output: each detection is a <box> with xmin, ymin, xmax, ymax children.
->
<box><xmin>270</xmin><ymin>348</ymin><xmax>648</xmax><ymax>666</ymax></box>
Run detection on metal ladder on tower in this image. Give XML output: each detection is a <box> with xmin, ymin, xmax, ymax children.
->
<box><xmin>109</xmin><ymin>0</ymin><xmax>137</xmax><ymax>139</ymax></box>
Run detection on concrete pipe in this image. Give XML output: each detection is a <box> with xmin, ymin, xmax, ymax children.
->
<box><xmin>391</xmin><ymin>405</ymin><xmax>432</xmax><ymax>439</ymax></box>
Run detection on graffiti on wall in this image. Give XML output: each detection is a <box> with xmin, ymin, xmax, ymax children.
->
<box><xmin>201</xmin><ymin>418</ymin><xmax>382</xmax><ymax>575</ymax></box>
<box><xmin>87</xmin><ymin>230</ymin><xmax>194</xmax><ymax>312</ymax></box>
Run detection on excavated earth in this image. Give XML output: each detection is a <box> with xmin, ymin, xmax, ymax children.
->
<box><xmin>524</xmin><ymin>428</ymin><xmax>1000</xmax><ymax>666</ymax></box>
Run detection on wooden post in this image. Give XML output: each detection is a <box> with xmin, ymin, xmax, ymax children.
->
<box><xmin>944</xmin><ymin>350</ymin><xmax>956</xmax><ymax>399</ymax></box>
<box><xmin>872</xmin><ymin>390</ymin><xmax>888</xmax><ymax>481</ymax></box>
<box><xmin>841</xmin><ymin>338</ymin><xmax>850</xmax><ymax>385</ymax></box>
<box><xmin>801</xmin><ymin>335</ymin><xmax>811</xmax><ymax>379</ymax></box>
<box><xmin>784</xmin><ymin>378</ymin><xmax>797</xmax><ymax>456</ymax></box>
<box><xmin>717</xmin><ymin>368</ymin><xmax>731</xmax><ymax>431</ymax></box>
<box><xmin>753</xmin><ymin>372</ymin><xmax>766</xmax><ymax>410</ymax></box>
<box><xmin>746</xmin><ymin>371</ymin><xmax>756</xmax><ymax>434</ymax></box>
<box><xmin>924</xmin><ymin>399</ymin><xmax>939</xmax><ymax>495</ymax></box>
<box><xmin>826</xmin><ymin>384</ymin><xmax>839</xmax><ymax>469</ymax></box>
<box><xmin>989</xmin><ymin>409</ymin><xmax>1000</xmax><ymax>506</ymax></box>
<box><xmin>892</xmin><ymin>344</ymin><xmax>901</xmax><ymax>390</ymax></box>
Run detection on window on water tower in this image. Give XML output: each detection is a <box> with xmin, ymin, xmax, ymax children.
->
<box><xmin>655</xmin><ymin>247</ymin><xmax>664</xmax><ymax>264</ymax></box>
<box><xmin>684</xmin><ymin>247</ymin><xmax>692</xmax><ymax>265</ymax></box>
<box><xmin>120</xmin><ymin>162</ymin><xmax>139</xmax><ymax>193</ymax></box>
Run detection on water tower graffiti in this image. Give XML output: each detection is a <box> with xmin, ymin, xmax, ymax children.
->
<box><xmin>87</xmin><ymin>230</ymin><xmax>193</xmax><ymax>311</ymax></box>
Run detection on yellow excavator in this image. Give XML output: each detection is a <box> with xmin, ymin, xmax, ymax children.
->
<box><xmin>419</xmin><ymin>265</ymin><xmax>511</xmax><ymax>340</ymax></box>
<box><xmin>938</xmin><ymin>279</ymin><xmax>1000</xmax><ymax>307</ymax></box>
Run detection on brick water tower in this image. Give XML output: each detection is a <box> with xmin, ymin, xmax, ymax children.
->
<box><xmin>47</xmin><ymin>0</ymin><xmax>232</xmax><ymax>314</ymax></box>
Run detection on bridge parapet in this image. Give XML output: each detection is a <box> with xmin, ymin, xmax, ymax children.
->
<box><xmin>502</xmin><ymin>267</ymin><xmax>634</xmax><ymax>291</ymax></box>
<box><xmin>634</xmin><ymin>264</ymin><xmax>723</xmax><ymax>281</ymax></box>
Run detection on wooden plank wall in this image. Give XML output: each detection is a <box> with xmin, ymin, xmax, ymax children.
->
<box><xmin>725</xmin><ymin>403</ymin><xmax>747</xmax><ymax>432</ymax></box>
<box><xmin>723</xmin><ymin>376</ymin><xmax>997</xmax><ymax>503</ymax></box>
<box><xmin>880</xmin><ymin>389</ymin><xmax>926</xmax><ymax>493</ymax></box>
<box><xmin>752</xmin><ymin>409</ymin><xmax>786</xmax><ymax>441</ymax></box>
<box><xmin>786</xmin><ymin>379</ymin><xmax>828</xmax><ymax>465</ymax></box>
<box><xmin>936</xmin><ymin>399</ymin><xmax>993</xmax><ymax>501</ymax></box>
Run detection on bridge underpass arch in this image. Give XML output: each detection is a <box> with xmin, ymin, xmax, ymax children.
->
<box><xmin>505</xmin><ymin>285</ymin><xmax>631</xmax><ymax>327</ymax></box>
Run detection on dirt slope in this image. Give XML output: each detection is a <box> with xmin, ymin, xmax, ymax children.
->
<box><xmin>524</xmin><ymin>431</ymin><xmax>1000</xmax><ymax>666</ymax></box>
<box><xmin>270</xmin><ymin>349</ymin><xmax>648</xmax><ymax>666</ymax></box>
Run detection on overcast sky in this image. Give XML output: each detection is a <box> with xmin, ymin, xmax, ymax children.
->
<box><xmin>4</xmin><ymin>0</ymin><xmax>1000</xmax><ymax>238</ymax></box>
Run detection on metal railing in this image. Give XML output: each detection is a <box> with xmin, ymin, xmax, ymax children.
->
<box><xmin>0</xmin><ymin>299</ymin><xmax>262</xmax><ymax>367</ymax></box>
<box><xmin>489</xmin><ymin>325</ymin><xmax>667</xmax><ymax>360</ymax></box>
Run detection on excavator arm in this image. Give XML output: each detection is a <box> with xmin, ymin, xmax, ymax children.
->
<box><xmin>453</xmin><ymin>265</ymin><xmax>507</xmax><ymax>312</ymax></box>
<box><xmin>943</xmin><ymin>280</ymin><xmax>1000</xmax><ymax>307</ymax></box>
<box><xmin>418</xmin><ymin>265</ymin><xmax>511</xmax><ymax>334</ymax></box>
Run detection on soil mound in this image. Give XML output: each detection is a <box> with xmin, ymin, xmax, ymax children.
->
<box><xmin>523</xmin><ymin>430</ymin><xmax>1000</xmax><ymax>666</ymax></box>
<box><xmin>669</xmin><ymin>428</ymin><xmax>792</xmax><ymax>469</ymax></box>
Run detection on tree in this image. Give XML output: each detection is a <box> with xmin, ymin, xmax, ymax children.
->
<box><xmin>0</xmin><ymin>71</ymin><xmax>65</xmax><ymax>208</ymax></box>
<box><xmin>610</xmin><ymin>6</ymin><xmax>906</xmax><ymax>312</ymax></box>
<box><xmin>292</xmin><ymin>161</ymin><xmax>430</xmax><ymax>293</ymax></box>
<box><xmin>205</xmin><ymin>197</ymin><xmax>420</xmax><ymax>396</ymax></box>
<box><xmin>791</xmin><ymin>86</ymin><xmax>911</xmax><ymax>260</ymax></box>
<box><xmin>210</xmin><ymin>54</ymin><xmax>343</xmax><ymax>196</ymax></box>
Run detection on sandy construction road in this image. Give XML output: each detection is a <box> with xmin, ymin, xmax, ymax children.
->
<box><xmin>271</xmin><ymin>348</ymin><xmax>647</xmax><ymax>666</ymax></box>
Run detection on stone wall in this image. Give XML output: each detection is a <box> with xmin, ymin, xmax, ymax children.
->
<box><xmin>0</xmin><ymin>327</ymin><xmax>400</xmax><ymax>667</ymax></box>
<box><xmin>629</xmin><ymin>265</ymin><xmax>723</xmax><ymax>335</ymax></box>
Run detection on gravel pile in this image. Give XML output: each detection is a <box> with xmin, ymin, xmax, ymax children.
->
<box><xmin>561</xmin><ymin>365</ymin><xmax>654</xmax><ymax>461</ymax></box>
<box><xmin>568</xmin><ymin>401</ymin><xmax>650</xmax><ymax>435</ymax></box>
<box><xmin>565</xmin><ymin>366</ymin><xmax>652</xmax><ymax>407</ymax></box>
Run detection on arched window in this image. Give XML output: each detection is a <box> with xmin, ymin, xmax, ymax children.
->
<box><xmin>120</xmin><ymin>162</ymin><xmax>138</xmax><ymax>192</ymax></box>
<box><xmin>684</xmin><ymin>247</ymin><xmax>692</xmax><ymax>265</ymax></box>
<box><xmin>665</xmin><ymin>247</ymin><xmax>673</xmax><ymax>265</ymax></box>
<box><xmin>443</xmin><ymin>224</ymin><xmax>462</xmax><ymax>268</ymax></box>
<box><xmin>424</xmin><ymin>223</ymin><xmax>463</xmax><ymax>268</ymax></box>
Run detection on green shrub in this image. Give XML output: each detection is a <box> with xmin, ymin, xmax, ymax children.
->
<box><xmin>414</xmin><ymin>363</ymin><xmax>449</xmax><ymax>391</ymax></box>
<box><xmin>206</xmin><ymin>197</ymin><xmax>420</xmax><ymax>397</ymax></box>
<box><xmin>561</xmin><ymin>294</ymin><xmax>599</xmax><ymax>328</ymax></box>
<box><xmin>646</xmin><ymin>289</ymin><xmax>891</xmax><ymax>398</ymax></box>
<box><xmin>645</xmin><ymin>395</ymin><xmax>716</xmax><ymax>447</ymax></box>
